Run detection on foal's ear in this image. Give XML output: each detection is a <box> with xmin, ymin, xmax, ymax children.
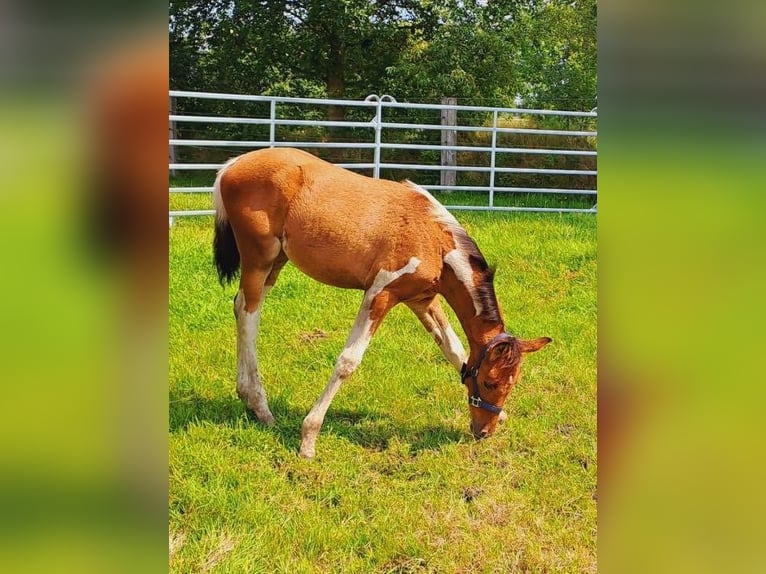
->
<box><xmin>519</xmin><ymin>337</ymin><xmax>552</xmax><ymax>353</ymax></box>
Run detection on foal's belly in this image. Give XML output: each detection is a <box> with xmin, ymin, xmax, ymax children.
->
<box><xmin>280</xmin><ymin>229</ymin><xmax>373</xmax><ymax>290</ymax></box>
<box><xmin>280</xmin><ymin>189</ymin><xmax>422</xmax><ymax>292</ymax></box>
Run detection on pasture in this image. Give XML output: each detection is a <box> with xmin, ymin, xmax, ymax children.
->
<box><xmin>169</xmin><ymin>208</ymin><xmax>596</xmax><ymax>573</ymax></box>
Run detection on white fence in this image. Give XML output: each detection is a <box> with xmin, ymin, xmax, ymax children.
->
<box><xmin>169</xmin><ymin>91</ymin><xmax>597</xmax><ymax>216</ymax></box>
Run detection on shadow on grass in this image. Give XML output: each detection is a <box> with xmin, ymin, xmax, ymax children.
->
<box><xmin>170</xmin><ymin>389</ymin><xmax>466</xmax><ymax>455</ymax></box>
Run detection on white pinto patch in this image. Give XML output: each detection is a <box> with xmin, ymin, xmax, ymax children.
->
<box><xmin>369</xmin><ymin>256</ymin><xmax>421</xmax><ymax>298</ymax></box>
<box><xmin>403</xmin><ymin>180</ymin><xmax>460</xmax><ymax>229</ymax></box>
<box><xmin>404</xmin><ymin>181</ymin><xmax>483</xmax><ymax>316</ymax></box>
<box><xmin>213</xmin><ymin>155</ymin><xmax>242</xmax><ymax>224</ymax></box>
<box><xmin>444</xmin><ymin>249</ymin><xmax>483</xmax><ymax>316</ymax></box>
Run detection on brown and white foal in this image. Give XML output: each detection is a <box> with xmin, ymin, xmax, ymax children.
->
<box><xmin>213</xmin><ymin>148</ymin><xmax>550</xmax><ymax>458</ymax></box>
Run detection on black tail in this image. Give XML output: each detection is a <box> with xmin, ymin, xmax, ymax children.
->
<box><xmin>213</xmin><ymin>217</ymin><xmax>240</xmax><ymax>285</ymax></box>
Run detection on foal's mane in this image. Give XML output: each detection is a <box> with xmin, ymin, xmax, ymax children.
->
<box><xmin>403</xmin><ymin>179</ymin><xmax>504</xmax><ymax>325</ymax></box>
<box><xmin>450</xmin><ymin>225</ymin><xmax>503</xmax><ymax>325</ymax></box>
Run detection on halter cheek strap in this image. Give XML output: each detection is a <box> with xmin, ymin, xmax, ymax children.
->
<box><xmin>460</xmin><ymin>333</ymin><xmax>514</xmax><ymax>415</ymax></box>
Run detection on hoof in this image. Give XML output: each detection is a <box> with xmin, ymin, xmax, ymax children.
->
<box><xmin>298</xmin><ymin>448</ymin><xmax>315</xmax><ymax>459</ymax></box>
<box><xmin>245</xmin><ymin>407</ymin><xmax>275</xmax><ymax>426</ymax></box>
<box><xmin>259</xmin><ymin>413</ymin><xmax>276</xmax><ymax>426</ymax></box>
<box><xmin>498</xmin><ymin>410</ymin><xmax>508</xmax><ymax>424</ymax></box>
<box><xmin>298</xmin><ymin>440</ymin><xmax>316</xmax><ymax>459</ymax></box>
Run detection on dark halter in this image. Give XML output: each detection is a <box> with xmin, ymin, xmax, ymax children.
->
<box><xmin>460</xmin><ymin>333</ymin><xmax>514</xmax><ymax>415</ymax></box>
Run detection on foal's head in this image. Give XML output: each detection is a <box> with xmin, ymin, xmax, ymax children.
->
<box><xmin>463</xmin><ymin>335</ymin><xmax>552</xmax><ymax>439</ymax></box>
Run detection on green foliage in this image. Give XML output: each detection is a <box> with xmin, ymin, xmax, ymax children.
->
<box><xmin>512</xmin><ymin>0</ymin><xmax>598</xmax><ymax>110</ymax></box>
<box><xmin>169</xmin><ymin>212</ymin><xmax>596</xmax><ymax>572</ymax></box>
<box><xmin>170</xmin><ymin>0</ymin><xmax>596</xmax><ymax>109</ymax></box>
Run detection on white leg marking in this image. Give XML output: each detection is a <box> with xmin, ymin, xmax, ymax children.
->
<box><xmin>427</xmin><ymin>321</ymin><xmax>466</xmax><ymax>372</ymax></box>
<box><xmin>299</xmin><ymin>299</ymin><xmax>374</xmax><ymax>459</ymax></box>
<box><xmin>405</xmin><ymin>181</ymin><xmax>483</xmax><ymax>317</ymax></box>
<box><xmin>444</xmin><ymin>249</ymin><xmax>482</xmax><ymax>316</ymax></box>
<box><xmin>440</xmin><ymin>323</ymin><xmax>467</xmax><ymax>371</ymax></box>
<box><xmin>235</xmin><ymin>287</ymin><xmax>275</xmax><ymax>424</ymax></box>
<box><xmin>299</xmin><ymin>259</ymin><xmax>420</xmax><ymax>458</ymax></box>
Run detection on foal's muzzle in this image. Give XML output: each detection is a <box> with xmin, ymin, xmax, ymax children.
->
<box><xmin>470</xmin><ymin>422</ymin><xmax>492</xmax><ymax>440</ymax></box>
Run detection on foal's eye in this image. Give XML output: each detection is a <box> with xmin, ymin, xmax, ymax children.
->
<box><xmin>484</xmin><ymin>380</ymin><xmax>499</xmax><ymax>390</ymax></box>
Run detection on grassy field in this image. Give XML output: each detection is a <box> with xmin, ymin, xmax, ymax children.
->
<box><xmin>170</xmin><ymin>171</ymin><xmax>597</xmax><ymax>214</ymax></box>
<box><xmin>169</xmin><ymin>209</ymin><xmax>596</xmax><ymax>573</ymax></box>
<box><xmin>171</xmin><ymin>188</ymin><xmax>596</xmax><ymax>214</ymax></box>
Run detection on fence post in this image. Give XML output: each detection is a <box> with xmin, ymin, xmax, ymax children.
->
<box><xmin>169</xmin><ymin>95</ymin><xmax>177</xmax><ymax>177</ymax></box>
<box><xmin>440</xmin><ymin>97</ymin><xmax>457</xmax><ymax>192</ymax></box>
<box><xmin>489</xmin><ymin>110</ymin><xmax>498</xmax><ymax>207</ymax></box>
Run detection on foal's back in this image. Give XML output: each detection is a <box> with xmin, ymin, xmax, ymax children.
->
<box><xmin>219</xmin><ymin>147</ymin><xmax>444</xmax><ymax>293</ymax></box>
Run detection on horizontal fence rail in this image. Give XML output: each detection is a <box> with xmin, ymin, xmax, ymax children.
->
<box><xmin>169</xmin><ymin>91</ymin><xmax>597</xmax><ymax>218</ymax></box>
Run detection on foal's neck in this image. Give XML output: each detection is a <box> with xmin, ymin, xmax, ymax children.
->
<box><xmin>437</xmin><ymin>267</ymin><xmax>505</xmax><ymax>364</ymax></box>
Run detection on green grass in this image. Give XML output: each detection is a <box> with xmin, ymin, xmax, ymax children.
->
<box><xmin>170</xmin><ymin>172</ymin><xmax>596</xmax><ymax>213</ymax></box>
<box><xmin>170</xmin><ymin>190</ymin><xmax>595</xmax><ymax>214</ymax></box>
<box><xmin>169</xmin><ymin>212</ymin><xmax>596</xmax><ymax>573</ymax></box>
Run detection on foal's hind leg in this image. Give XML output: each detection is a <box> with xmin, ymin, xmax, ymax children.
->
<box><xmin>234</xmin><ymin>241</ymin><xmax>285</xmax><ymax>424</ymax></box>
<box><xmin>407</xmin><ymin>297</ymin><xmax>467</xmax><ymax>372</ymax></box>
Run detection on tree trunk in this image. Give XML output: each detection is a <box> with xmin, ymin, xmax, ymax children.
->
<box><xmin>326</xmin><ymin>32</ymin><xmax>346</xmax><ymax>125</ymax></box>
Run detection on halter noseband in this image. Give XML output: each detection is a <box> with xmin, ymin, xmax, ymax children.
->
<box><xmin>460</xmin><ymin>333</ymin><xmax>514</xmax><ymax>415</ymax></box>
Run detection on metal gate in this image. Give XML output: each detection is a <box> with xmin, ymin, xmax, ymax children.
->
<box><xmin>169</xmin><ymin>91</ymin><xmax>596</xmax><ymax>218</ymax></box>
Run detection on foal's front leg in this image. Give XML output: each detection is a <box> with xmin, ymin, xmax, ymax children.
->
<box><xmin>408</xmin><ymin>298</ymin><xmax>507</xmax><ymax>423</ymax></box>
<box><xmin>299</xmin><ymin>290</ymin><xmax>397</xmax><ymax>459</ymax></box>
<box><xmin>407</xmin><ymin>297</ymin><xmax>467</xmax><ymax>372</ymax></box>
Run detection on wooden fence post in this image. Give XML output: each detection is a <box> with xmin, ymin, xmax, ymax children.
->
<box><xmin>440</xmin><ymin>96</ymin><xmax>457</xmax><ymax>192</ymax></box>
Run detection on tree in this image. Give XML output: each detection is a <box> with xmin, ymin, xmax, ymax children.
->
<box><xmin>169</xmin><ymin>0</ymin><xmax>597</xmax><ymax>112</ymax></box>
<box><xmin>284</xmin><ymin>1</ymin><xmax>423</xmax><ymax>120</ymax></box>
<box><xmin>510</xmin><ymin>0</ymin><xmax>598</xmax><ymax>109</ymax></box>
<box><xmin>382</xmin><ymin>0</ymin><xmax>521</xmax><ymax>106</ymax></box>
<box><xmin>170</xmin><ymin>1</ymin><xmax>424</xmax><ymax>119</ymax></box>
<box><xmin>383</xmin><ymin>0</ymin><xmax>596</xmax><ymax>110</ymax></box>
